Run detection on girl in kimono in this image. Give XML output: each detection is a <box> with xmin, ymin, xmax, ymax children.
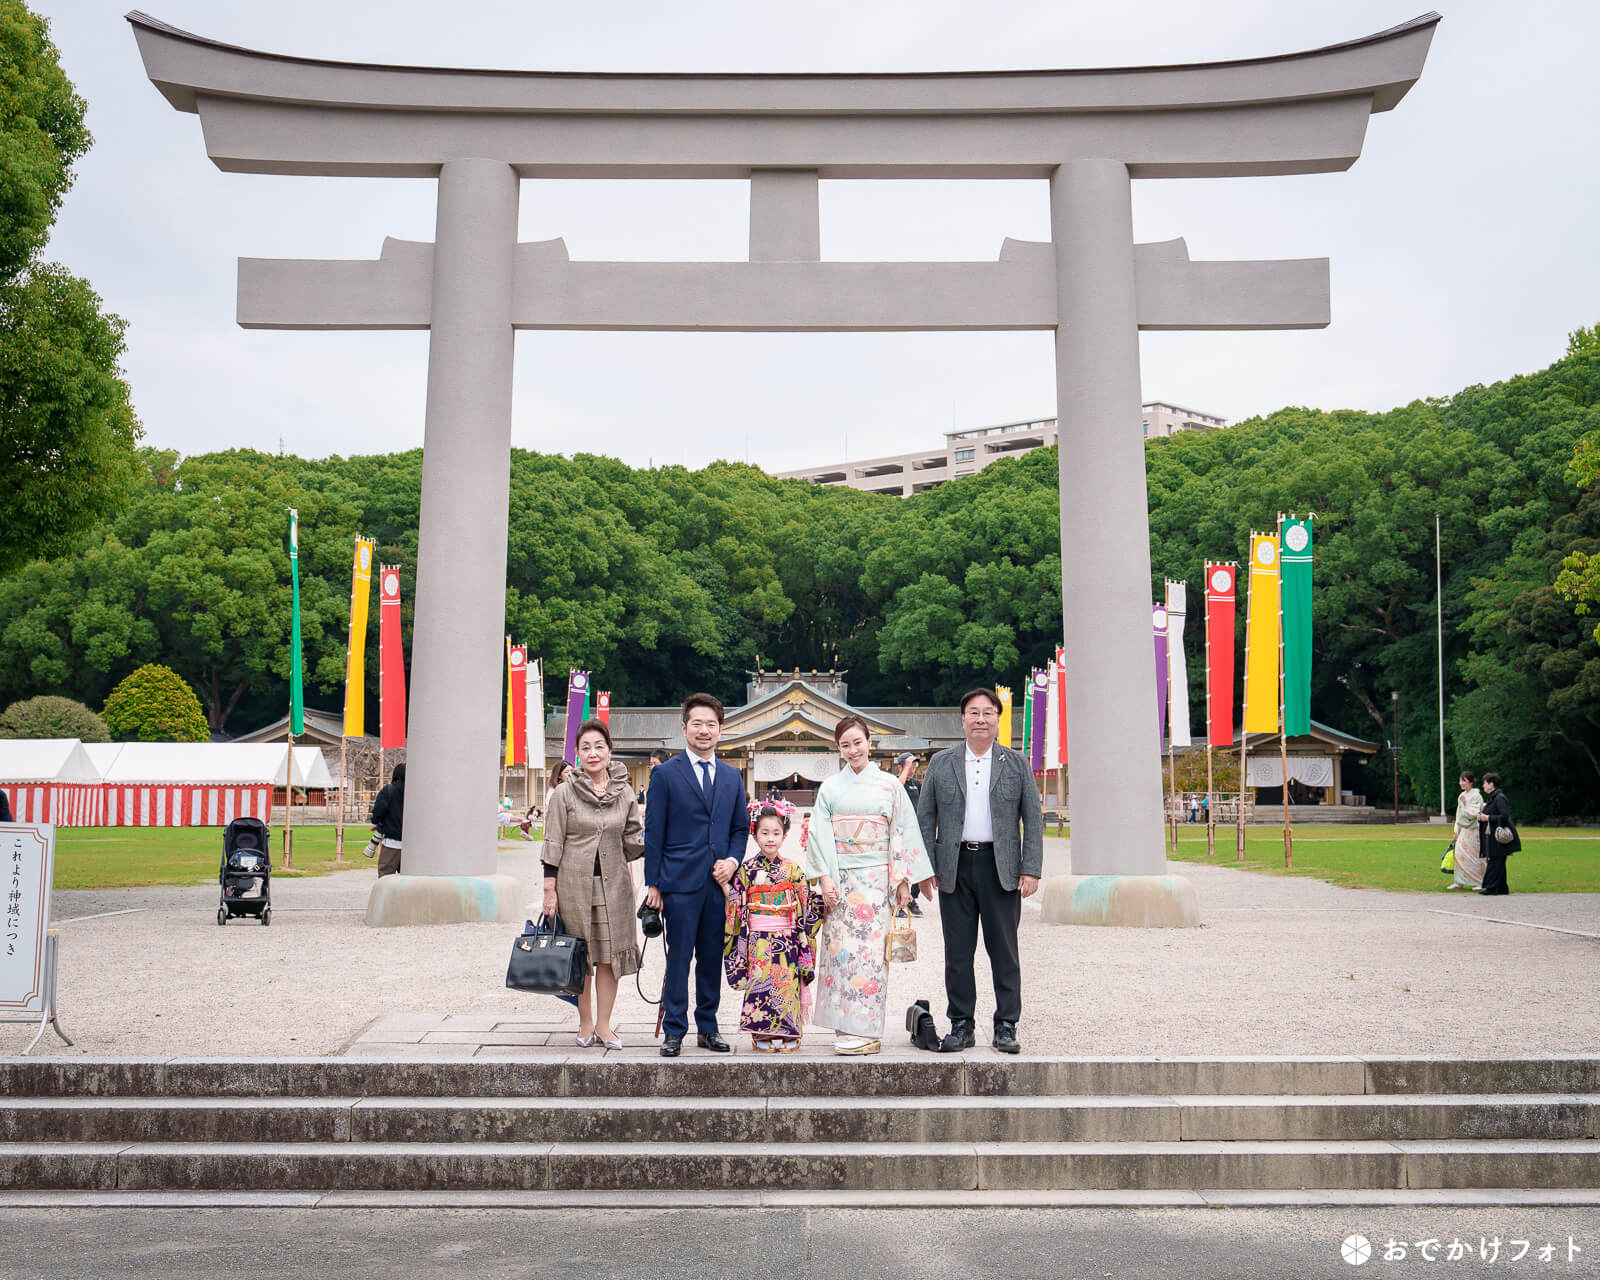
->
<box><xmin>723</xmin><ymin>801</ymin><xmax>823</xmax><ymax>1052</ymax></box>
<box><xmin>1448</xmin><ymin>770</ymin><xmax>1485</xmax><ymax>890</ymax></box>
<box><xmin>803</xmin><ymin>715</ymin><xmax>936</xmax><ymax>1055</ymax></box>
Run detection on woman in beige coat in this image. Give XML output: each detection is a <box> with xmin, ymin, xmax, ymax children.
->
<box><xmin>540</xmin><ymin>720</ymin><xmax>644</xmax><ymax>1048</ymax></box>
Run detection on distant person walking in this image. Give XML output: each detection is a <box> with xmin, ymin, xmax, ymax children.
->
<box><xmin>1477</xmin><ymin>772</ymin><xmax>1520</xmax><ymax>896</ymax></box>
<box><xmin>895</xmin><ymin>753</ymin><xmax>926</xmax><ymax>916</ymax></box>
<box><xmin>368</xmin><ymin>763</ymin><xmax>406</xmax><ymax>877</ymax></box>
<box><xmin>1449</xmin><ymin>771</ymin><xmax>1485</xmax><ymax>890</ymax></box>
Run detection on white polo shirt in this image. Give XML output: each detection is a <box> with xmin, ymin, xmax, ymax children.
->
<box><xmin>961</xmin><ymin>743</ymin><xmax>996</xmax><ymax>843</ymax></box>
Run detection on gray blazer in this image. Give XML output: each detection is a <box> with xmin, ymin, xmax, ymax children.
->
<box><xmin>916</xmin><ymin>743</ymin><xmax>1044</xmax><ymax>893</ymax></box>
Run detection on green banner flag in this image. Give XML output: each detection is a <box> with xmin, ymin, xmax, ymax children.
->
<box><xmin>1021</xmin><ymin>678</ymin><xmax>1034</xmax><ymax>758</ymax></box>
<box><xmin>288</xmin><ymin>507</ymin><xmax>304</xmax><ymax>736</ymax></box>
<box><xmin>1280</xmin><ymin>515</ymin><xmax>1313</xmax><ymax>736</ymax></box>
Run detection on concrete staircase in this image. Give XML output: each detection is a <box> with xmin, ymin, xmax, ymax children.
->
<box><xmin>1</xmin><ymin>1056</ymin><xmax>1596</xmax><ymax>1203</ymax></box>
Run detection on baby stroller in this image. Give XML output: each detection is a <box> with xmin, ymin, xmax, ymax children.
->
<box><xmin>218</xmin><ymin>816</ymin><xmax>272</xmax><ymax>926</ymax></box>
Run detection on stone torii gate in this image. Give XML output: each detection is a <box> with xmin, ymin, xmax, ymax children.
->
<box><xmin>130</xmin><ymin>11</ymin><xmax>1436</xmax><ymax>926</ymax></box>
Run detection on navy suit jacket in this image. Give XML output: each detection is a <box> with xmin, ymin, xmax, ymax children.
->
<box><xmin>642</xmin><ymin>752</ymin><xmax>749</xmax><ymax>893</ymax></box>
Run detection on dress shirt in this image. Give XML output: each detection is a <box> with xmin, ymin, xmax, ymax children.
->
<box><xmin>961</xmin><ymin>743</ymin><xmax>996</xmax><ymax>843</ymax></box>
<box><xmin>687</xmin><ymin>748</ymin><xmax>716</xmax><ymax>793</ymax></box>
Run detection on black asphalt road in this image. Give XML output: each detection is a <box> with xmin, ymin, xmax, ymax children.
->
<box><xmin>0</xmin><ymin>1207</ymin><xmax>1596</xmax><ymax>1279</ymax></box>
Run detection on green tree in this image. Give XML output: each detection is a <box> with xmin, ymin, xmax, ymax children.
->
<box><xmin>102</xmin><ymin>663</ymin><xmax>209</xmax><ymax>742</ymax></box>
<box><xmin>0</xmin><ymin>2</ymin><xmax>140</xmax><ymax>574</ymax></box>
<box><xmin>0</xmin><ymin>693</ymin><xmax>107</xmax><ymax>740</ymax></box>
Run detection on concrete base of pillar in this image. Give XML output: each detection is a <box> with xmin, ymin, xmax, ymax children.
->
<box><xmin>1038</xmin><ymin>873</ymin><xmax>1200</xmax><ymax>928</ymax></box>
<box><xmin>364</xmin><ymin>873</ymin><xmax>523</xmax><ymax>927</ymax></box>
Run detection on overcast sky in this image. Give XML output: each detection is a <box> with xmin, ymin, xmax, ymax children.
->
<box><xmin>33</xmin><ymin>1</ymin><xmax>1600</xmax><ymax>473</ymax></box>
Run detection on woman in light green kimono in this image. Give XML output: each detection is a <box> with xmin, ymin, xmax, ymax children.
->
<box><xmin>803</xmin><ymin>715</ymin><xmax>935</xmax><ymax>1055</ymax></box>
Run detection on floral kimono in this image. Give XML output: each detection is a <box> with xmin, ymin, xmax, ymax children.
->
<box><xmin>724</xmin><ymin>849</ymin><xmax>824</xmax><ymax>1042</ymax></box>
<box><xmin>802</xmin><ymin>762</ymin><xmax>933</xmax><ymax>1038</ymax></box>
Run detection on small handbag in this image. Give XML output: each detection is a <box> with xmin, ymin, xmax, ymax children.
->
<box><xmin>505</xmin><ymin>912</ymin><xmax>589</xmax><ymax>996</ymax></box>
<box><xmin>1493</xmin><ymin>824</ymin><xmax>1515</xmax><ymax>847</ymax></box>
<box><xmin>885</xmin><ymin>903</ymin><xmax>917</xmax><ymax>964</ymax></box>
<box><xmin>1440</xmin><ymin>842</ymin><xmax>1455</xmax><ymax>874</ymax></box>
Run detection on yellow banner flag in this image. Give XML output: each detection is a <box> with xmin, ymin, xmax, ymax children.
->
<box><xmin>1243</xmin><ymin>532</ymin><xmax>1281</xmax><ymax>734</ymax></box>
<box><xmin>342</xmin><ymin>537</ymin><xmax>375</xmax><ymax>737</ymax></box>
<box><xmin>997</xmin><ymin>684</ymin><xmax>1013</xmax><ymax>749</ymax></box>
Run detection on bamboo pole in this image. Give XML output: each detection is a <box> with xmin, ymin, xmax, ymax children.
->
<box><xmin>1205</xmin><ymin>743</ymin><xmax>1216</xmax><ymax>857</ymax></box>
<box><xmin>1237</xmin><ymin>533</ymin><xmax>1254</xmax><ymax>861</ymax></box>
<box><xmin>334</xmin><ymin>735</ymin><xmax>348</xmax><ymax>863</ymax></box>
<box><xmin>1167</xmin><ymin>742</ymin><xmax>1179</xmax><ymax>853</ymax></box>
<box><xmin>282</xmin><ymin>732</ymin><xmax>295</xmax><ymax>870</ymax></box>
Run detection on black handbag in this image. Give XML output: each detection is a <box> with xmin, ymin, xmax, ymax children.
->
<box><xmin>505</xmin><ymin>913</ymin><xmax>589</xmax><ymax>996</ymax></box>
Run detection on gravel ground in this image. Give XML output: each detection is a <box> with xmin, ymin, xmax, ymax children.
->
<box><xmin>6</xmin><ymin>830</ymin><xmax>1597</xmax><ymax>1058</ymax></box>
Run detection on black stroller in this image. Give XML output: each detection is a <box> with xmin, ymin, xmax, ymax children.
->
<box><xmin>218</xmin><ymin>816</ymin><xmax>272</xmax><ymax>926</ymax></box>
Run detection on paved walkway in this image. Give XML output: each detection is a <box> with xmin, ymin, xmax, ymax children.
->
<box><xmin>7</xmin><ymin>834</ymin><xmax>1597</xmax><ymax>1060</ymax></box>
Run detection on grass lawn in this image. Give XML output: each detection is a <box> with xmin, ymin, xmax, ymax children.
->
<box><xmin>50</xmin><ymin>825</ymin><xmax>543</xmax><ymax>890</ymax></box>
<box><xmin>1160</xmin><ymin>823</ymin><xmax>1600</xmax><ymax>893</ymax></box>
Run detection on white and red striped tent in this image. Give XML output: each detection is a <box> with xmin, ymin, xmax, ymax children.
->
<box><xmin>0</xmin><ymin>739</ymin><xmax>106</xmax><ymax>825</ymax></box>
<box><xmin>98</xmin><ymin>743</ymin><xmax>318</xmax><ymax>827</ymax></box>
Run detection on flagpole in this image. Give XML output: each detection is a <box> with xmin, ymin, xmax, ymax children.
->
<box><xmin>335</xmin><ymin>735</ymin><xmax>347</xmax><ymax>864</ymax></box>
<box><xmin>283</xmin><ymin>730</ymin><xmax>294</xmax><ymax>870</ymax></box>
<box><xmin>1436</xmin><ymin>512</ymin><xmax>1446</xmax><ymax>817</ymax></box>
<box><xmin>1279</xmin><ymin>514</ymin><xmax>1293</xmax><ymax>870</ymax></box>
<box><xmin>283</xmin><ymin>507</ymin><xmax>302</xmax><ymax>871</ymax></box>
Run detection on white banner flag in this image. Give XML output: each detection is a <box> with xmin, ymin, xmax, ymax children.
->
<box><xmin>525</xmin><ymin>657</ymin><xmax>546</xmax><ymax>771</ymax></box>
<box><xmin>1165</xmin><ymin>580</ymin><xmax>1192</xmax><ymax>748</ymax></box>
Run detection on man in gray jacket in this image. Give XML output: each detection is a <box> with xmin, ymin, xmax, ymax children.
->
<box><xmin>916</xmin><ymin>687</ymin><xmax>1043</xmax><ymax>1054</ymax></box>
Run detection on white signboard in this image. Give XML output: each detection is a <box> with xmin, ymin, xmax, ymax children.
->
<box><xmin>1</xmin><ymin>823</ymin><xmax>55</xmax><ymax>1015</ymax></box>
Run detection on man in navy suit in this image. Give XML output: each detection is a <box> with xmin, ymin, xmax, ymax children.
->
<box><xmin>643</xmin><ymin>692</ymin><xmax>749</xmax><ymax>1057</ymax></box>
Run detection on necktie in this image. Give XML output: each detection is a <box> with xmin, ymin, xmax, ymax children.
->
<box><xmin>699</xmin><ymin>760</ymin><xmax>713</xmax><ymax>795</ymax></box>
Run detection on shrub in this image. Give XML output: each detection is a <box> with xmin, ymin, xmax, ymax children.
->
<box><xmin>0</xmin><ymin>695</ymin><xmax>111</xmax><ymax>741</ymax></box>
<box><xmin>101</xmin><ymin>664</ymin><xmax>209</xmax><ymax>742</ymax></box>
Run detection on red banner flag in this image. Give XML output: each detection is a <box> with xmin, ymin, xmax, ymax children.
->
<box><xmin>506</xmin><ymin>643</ymin><xmax>527</xmax><ymax>766</ymax></box>
<box><xmin>596</xmin><ymin>691</ymin><xmax>611</xmax><ymax>728</ymax></box>
<box><xmin>1204</xmin><ymin>561</ymin><xmax>1237</xmax><ymax>748</ymax></box>
<box><xmin>378</xmin><ymin>565</ymin><xmax>407</xmax><ymax>750</ymax></box>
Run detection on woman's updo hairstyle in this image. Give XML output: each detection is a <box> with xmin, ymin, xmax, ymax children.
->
<box><xmin>833</xmin><ymin>714</ymin><xmax>870</xmax><ymax>746</ymax></box>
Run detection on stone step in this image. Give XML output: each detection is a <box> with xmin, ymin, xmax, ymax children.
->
<box><xmin>5</xmin><ymin>1094</ymin><xmax>1596</xmax><ymax>1145</ymax></box>
<box><xmin>3</xmin><ymin>1056</ymin><xmax>1594</xmax><ymax>1099</ymax></box>
<box><xmin>3</xmin><ymin>1138</ymin><xmax>1597</xmax><ymax>1192</ymax></box>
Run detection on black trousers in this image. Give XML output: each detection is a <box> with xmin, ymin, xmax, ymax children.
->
<box><xmin>1481</xmin><ymin>854</ymin><xmax>1510</xmax><ymax>895</ymax></box>
<box><xmin>939</xmin><ymin>843</ymin><xmax>1022</xmax><ymax>1026</ymax></box>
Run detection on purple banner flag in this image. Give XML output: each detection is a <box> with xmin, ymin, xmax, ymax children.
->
<box><xmin>1153</xmin><ymin>603</ymin><xmax>1169</xmax><ymax>745</ymax></box>
<box><xmin>562</xmin><ymin>670</ymin><xmax>590</xmax><ymax>763</ymax></box>
<box><xmin>1030</xmin><ymin>667</ymin><xmax>1049</xmax><ymax>772</ymax></box>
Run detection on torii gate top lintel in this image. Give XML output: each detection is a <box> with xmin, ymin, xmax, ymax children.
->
<box><xmin>128</xmin><ymin>10</ymin><xmax>1437</xmax><ymax>180</ymax></box>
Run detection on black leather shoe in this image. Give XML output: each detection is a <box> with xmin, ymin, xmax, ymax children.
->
<box><xmin>660</xmin><ymin>1035</ymin><xmax>683</xmax><ymax>1058</ymax></box>
<box><xmin>939</xmin><ymin>1020</ymin><xmax>976</xmax><ymax>1053</ymax></box>
<box><xmin>906</xmin><ymin>900</ymin><xmax>923</xmax><ymax>917</ymax></box>
<box><xmin>993</xmin><ymin>1021</ymin><xmax>1020</xmax><ymax>1055</ymax></box>
<box><xmin>696</xmin><ymin>1032</ymin><xmax>732</xmax><ymax>1053</ymax></box>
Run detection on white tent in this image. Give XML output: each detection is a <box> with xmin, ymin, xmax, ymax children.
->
<box><xmin>0</xmin><ymin>739</ymin><xmax>105</xmax><ymax>824</ymax></box>
<box><xmin>100</xmin><ymin>742</ymin><xmax>302</xmax><ymax>827</ymax></box>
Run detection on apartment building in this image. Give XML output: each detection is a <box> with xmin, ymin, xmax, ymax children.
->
<box><xmin>775</xmin><ymin>403</ymin><xmax>1227</xmax><ymax>497</ymax></box>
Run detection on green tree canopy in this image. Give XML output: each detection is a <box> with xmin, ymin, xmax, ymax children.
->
<box><xmin>102</xmin><ymin>662</ymin><xmax>209</xmax><ymax>743</ymax></box>
<box><xmin>0</xmin><ymin>1</ymin><xmax>139</xmax><ymax>573</ymax></box>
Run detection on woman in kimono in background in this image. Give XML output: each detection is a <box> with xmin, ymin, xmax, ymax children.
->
<box><xmin>724</xmin><ymin>801</ymin><xmax>823</xmax><ymax>1052</ymax></box>
<box><xmin>1449</xmin><ymin>770</ymin><xmax>1485</xmax><ymax>890</ymax></box>
<box><xmin>803</xmin><ymin>715</ymin><xmax>936</xmax><ymax>1055</ymax></box>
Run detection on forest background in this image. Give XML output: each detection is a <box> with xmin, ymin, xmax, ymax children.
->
<box><xmin>4</xmin><ymin>330</ymin><xmax>1598</xmax><ymax>819</ymax></box>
